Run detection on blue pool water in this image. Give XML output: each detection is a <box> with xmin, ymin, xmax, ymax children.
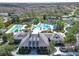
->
<box><xmin>33</xmin><ymin>24</ymin><xmax>55</xmax><ymax>30</ymax></box>
<box><xmin>37</xmin><ymin>24</ymin><xmax>50</xmax><ymax>29</ymax></box>
<box><xmin>32</xmin><ymin>24</ymin><xmax>56</xmax><ymax>34</ymax></box>
<box><xmin>10</xmin><ymin>25</ymin><xmax>23</xmax><ymax>32</ymax></box>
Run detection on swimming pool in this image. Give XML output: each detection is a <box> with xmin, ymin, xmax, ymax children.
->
<box><xmin>34</xmin><ymin>24</ymin><xmax>55</xmax><ymax>29</ymax></box>
<box><xmin>32</xmin><ymin>24</ymin><xmax>55</xmax><ymax>34</ymax></box>
<box><xmin>11</xmin><ymin>25</ymin><xmax>23</xmax><ymax>32</ymax></box>
<box><xmin>6</xmin><ymin>24</ymin><xmax>26</xmax><ymax>33</ymax></box>
<box><xmin>36</xmin><ymin>24</ymin><xmax>50</xmax><ymax>29</ymax></box>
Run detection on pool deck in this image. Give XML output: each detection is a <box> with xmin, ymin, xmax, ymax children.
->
<box><xmin>32</xmin><ymin>24</ymin><xmax>54</xmax><ymax>34</ymax></box>
<box><xmin>6</xmin><ymin>25</ymin><xmax>16</xmax><ymax>33</ymax></box>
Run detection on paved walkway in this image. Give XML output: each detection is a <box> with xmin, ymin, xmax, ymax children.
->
<box><xmin>53</xmin><ymin>47</ymin><xmax>66</xmax><ymax>55</ymax></box>
<box><xmin>50</xmin><ymin>47</ymin><xmax>79</xmax><ymax>56</ymax></box>
<box><xmin>64</xmin><ymin>24</ymin><xmax>71</xmax><ymax>33</ymax></box>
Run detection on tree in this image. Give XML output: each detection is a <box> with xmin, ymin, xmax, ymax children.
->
<box><xmin>33</xmin><ymin>18</ymin><xmax>39</xmax><ymax>24</ymax></box>
<box><xmin>48</xmin><ymin>41</ymin><xmax>56</xmax><ymax>53</ymax></box>
<box><xmin>54</xmin><ymin>20</ymin><xmax>66</xmax><ymax>32</ymax></box>
<box><xmin>10</xmin><ymin>16</ymin><xmax>16</xmax><ymax>23</ymax></box>
<box><xmin>74</xmin><ymin>9</ymin><xmax>79</xmax><ymax>15</ymax></box>
<box><xmin>10</xmin><ymin>16</ymin><xmax>19</xmax><ymax>23</ymax></box>
<box><xmin>43</xmin><ymin>14</ymin><xmax>47</xmax><ymax>20</ymax></box>
<box><xmin>72</xmin><ymin>19</ymin><xmax>79</xmax><ymax>25</ymax></box>
<box><xmin>2</xmin><ymin>34</ymin><xmax>7</xmax><ymax>43</ymax></box>
<box><xmin>64</xmin><ymin>33</ymin><xmax>76</xmax><ymax>45</ymax></box>
<box><xmin>19</xmin><ymin>17</ymin><xmax>24</xmax><ymax>23</ymax></box>
<box><xmin>70</xmin><ymin>25</ymin><xmax>79</xmax><ymax>34</ymax></box>
<box><xmin>55</xmin><ymin>20</ymin><xmax>65</xmax><ymax>29</ymax></box>
<box><xmin>69</xmin><ymin>19</ymin><xmax>79</xmax><ymax>34</ymax></box>
<box><xmin>0</xmin><ymin>46</ymin><xmax>11</xmax><ymax>56</ymax></box>
<box><xmin>3</xmin><ymin>33</ymin><xmax>14</xmax><ymax>44</ymax></box>
<box><xmin>0</xmin><ymin>19</ymin><xmax>5</xmax><ymax>29</ymax></box>
<box><xmin>0</xmin><ymin>44</ymin><xmax>16</xmax><ymax>56</ymax></box>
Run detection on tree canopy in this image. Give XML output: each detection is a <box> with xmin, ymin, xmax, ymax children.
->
<box><xmin>0</xmin><ymin>19</ymin><xmax>5</xmax><ymax>29</ymax></box>
<box><xmin>2</xmin><ymin>33</ymin><xmax>14</xmax><ymax>44</ymax></box>
<box><xmin>64</xmin><ymin>33</ymin><xmax>76</xmax><ymax>45</ymax></box>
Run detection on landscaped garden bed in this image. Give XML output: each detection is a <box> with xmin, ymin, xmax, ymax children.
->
<box><xmin>41</xmin><ymin>30</ymin><xmax>53</xmax><ymax>33</ymax></box>
<box><xmin>17</xmin><ymin>49</ymin><xmax>31</xmax><ymax>54</ymax></box>
<box><xmin>37</xmin><ymin>48</ymin><xmax>49</xmax><ymax>55</ymax></box>
<box><xmin>60</xmin><ymin>47</ymin><xmax>79</xmax><ymax>52</ymax></box>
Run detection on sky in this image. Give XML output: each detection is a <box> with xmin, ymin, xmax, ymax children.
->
<box><xmin>0</xmin><ymin>0</ymin><xmax>79</xmax><ymax>3</ymax></box>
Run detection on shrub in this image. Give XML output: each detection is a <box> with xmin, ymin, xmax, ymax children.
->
<box><xmin>37</xmin><ymin>48</ymin><xmax>49</xmax><ymax>55</ymax></box>
<box><xmin>17</xmin><ymin>49</ymin><xmax>31</xmax><ymax>54</ymax></box>
<box><xmin>41</xmin><ymin>30</ymin><xmax>53</xmax><ymax>33</ymax></box>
